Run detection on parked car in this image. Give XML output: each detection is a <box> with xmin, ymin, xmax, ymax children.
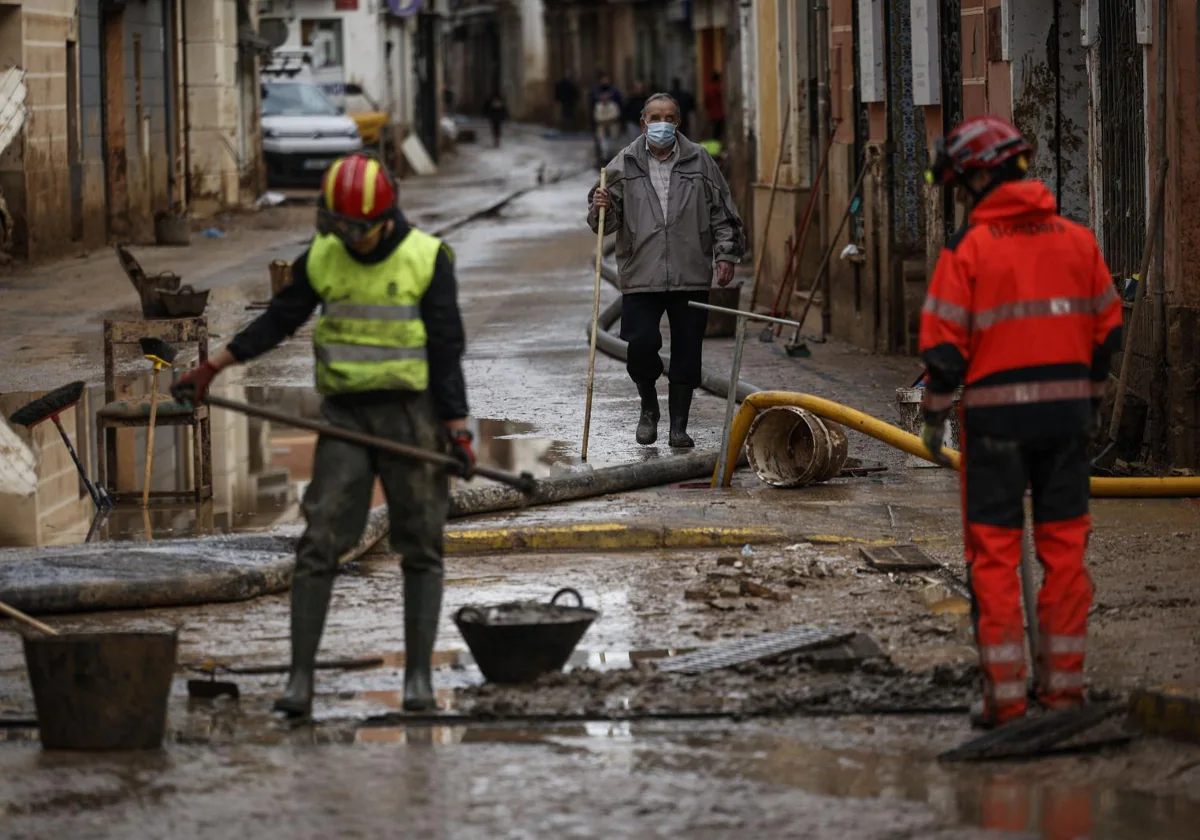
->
<box><xmin>262</xmin><ymin>81</ymin><xmax>363</xmax><ymax>186</ymax></box>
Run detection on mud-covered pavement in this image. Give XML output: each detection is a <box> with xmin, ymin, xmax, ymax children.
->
<box><xmin>1</xmin><ymin>124</ymin><xmax>1199</xmax><ymax>838</ymax></box>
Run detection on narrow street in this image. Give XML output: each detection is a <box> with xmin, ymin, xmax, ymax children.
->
<box><xmin>1</xmin><ymin>126</ymin><xmax>1198</xmax><ymax>839</ymax></box>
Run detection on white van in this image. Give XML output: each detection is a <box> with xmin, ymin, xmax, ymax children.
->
<box><xmin>261</xmin><ymin>53</ymin><xmax>362</xmax><ymax>186</ymax></box>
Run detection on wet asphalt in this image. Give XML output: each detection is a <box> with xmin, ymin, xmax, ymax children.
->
<box><xmin>1</xmin><ymin>124</ymin><xmax>1199</xmax><ymax>838</ymax></box>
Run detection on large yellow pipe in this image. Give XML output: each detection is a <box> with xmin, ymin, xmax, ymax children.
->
<box><xmin>713</xmin><ymin>391</ymin><xmax>1200</xmax><ymax>498</ymax></box>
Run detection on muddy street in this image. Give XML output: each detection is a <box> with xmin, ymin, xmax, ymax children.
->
<box><xmin>1</xmin><ymin>125</ymin><xmax>1198</xmax><ymax>839</ymax></box>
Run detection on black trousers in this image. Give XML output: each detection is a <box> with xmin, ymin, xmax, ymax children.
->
<box><xmin>620</xmin><ymin>290</ymin><xmax>709</xmax><ymax>389</ymax></box>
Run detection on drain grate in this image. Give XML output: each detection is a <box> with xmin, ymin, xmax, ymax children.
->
<box><xmin>657</xmin><ymin>626</ymin><xmax>852</xmax><ymax>674</ymax></box>
<box><xmin>860</xmin><ymin>543</ymin><xmax>941</xmax><ymax>572</ymax></box>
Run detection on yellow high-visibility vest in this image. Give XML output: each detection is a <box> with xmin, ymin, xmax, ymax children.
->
<box><xmin>308</xmin><ymin>227</ymin><xmax>449</xmax><ymax>395</ymax></box>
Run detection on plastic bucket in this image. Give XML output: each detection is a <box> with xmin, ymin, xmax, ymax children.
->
<box><xmin>744</xmin><ymin>406</ymin><xmax>849</xmax><ymax>487</ymax></box>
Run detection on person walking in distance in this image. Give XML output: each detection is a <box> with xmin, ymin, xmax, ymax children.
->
<box><xmin>172</xmin><ymin>152</ymin><xmax>473</xmax><ymax>717</ymax></box>
<box><xmin>588</xmin><ymin>92</ymin><xmax>744</xmax><ymax>448</ymax></box>
<box><xmin>919</xmin><ymin>116</ymin><xmax>1123</xmax><ymax>728</ymax></box>
<box><xmin>592</xmin><ymin>91</ymin><xmax>621</xmax><ymax>167</ymax></box>
<box><xmin>483</xmin><ymin>91</ymin><xmax>509</xmax><ymax>148</ymax></box>
<box><xmin>554</xmin><ymin>75</ymin><xmax>579</xmax><ymax>131</ymax></box>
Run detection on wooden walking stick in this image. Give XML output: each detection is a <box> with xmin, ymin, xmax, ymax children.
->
<box><xmin>582</xmin><ymin>168</ymin><xmax>608</xmax><ymax>462</ymax></box>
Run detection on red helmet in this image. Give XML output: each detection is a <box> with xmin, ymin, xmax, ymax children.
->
<box><xmin>927</xmin><ymin>115</ymin><xmax>1033</xmax><ymax>187</ymax></box>
<box><xmin>317</xmin><ymin>152</ymin><xmax>398</xmax><ymax>245</ymax></box>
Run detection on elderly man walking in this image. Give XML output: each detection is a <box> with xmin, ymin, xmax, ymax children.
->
<box><xmin>588</xmin><ymin>92</ymin><xmax>744</xmax><ymax>447</ymax></box>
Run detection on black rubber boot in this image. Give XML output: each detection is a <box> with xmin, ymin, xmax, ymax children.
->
<box><xmin>403</xmin><ymin>569</ymin><xmax>443</xmax><ymax>712</ymax></box>
<box><xmin>273</xmin><ymin>574</ymin><xmax>334</xmax><ymax>718</ymax></box>
<box><xmin>635</xmin><ymin>381</ymin><xmax>660</xmax><ymax>445</ymax></box>
<box><xmin>668</xmin><ymin>384</ymin><xmax>695</xmax><ymax>449</ymax></box>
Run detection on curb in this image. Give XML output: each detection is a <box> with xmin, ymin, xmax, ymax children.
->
<box><xmin>1129</xmin><ymin>685</ymin><xmax>1200</xmax><ymax>744</ymax></box>
<box><xmin>442</xmin><ymin>523</ymin><xmax>790</xmax><ymax>555</ymax></box>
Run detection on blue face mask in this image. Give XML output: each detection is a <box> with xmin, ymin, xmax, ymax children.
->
<box><xmin>646</xmin><ymin>121</ymin><xmax>677</xmax><ymax>149</ymax></box>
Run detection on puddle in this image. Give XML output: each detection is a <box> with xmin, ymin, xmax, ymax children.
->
<box><xmin>0</xmin><ymin>381</ymin><xmax>577</xmax><ymax>548</ymax></box>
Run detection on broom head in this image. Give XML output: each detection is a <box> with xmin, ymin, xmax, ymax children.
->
<box><xmin>139</xmin><ymin>337</ymin><xmax>178</xmax><ymax>367</ymax></box>
<box><xmin>9</xmin><ymin>381</ymin><xmax>87</xmax><ymax>427</ymax></box>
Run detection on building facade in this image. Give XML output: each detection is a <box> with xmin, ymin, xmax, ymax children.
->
<box><xmin>733</xmin><ymin>0</ymin><xmax>1200</xmax><ymax>468</ymax></box>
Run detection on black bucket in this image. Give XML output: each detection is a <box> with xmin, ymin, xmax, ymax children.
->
<box><xmin>22</xmin><ymin>631</ymin><xmax>178</xmax><ymax>750</ymax></box>
<box><xmin>454</xmin><ymin>588</ymin><xmax>599</xmax><ymax>684</ymax></box>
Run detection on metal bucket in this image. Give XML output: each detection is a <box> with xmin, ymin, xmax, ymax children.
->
<box><xmin>744</xmin><ymin>406</ymin><xmax>849</xmax><ymax>487</ymax></box>
<box><xmin>23</xmin><ymin>631</ymin><xmax>178</xmax><ymax>750</ymax></box>
<box><xmin>454</xmin><ymin>588</ymin><xmax>599</xmax><ymax>684</ymax></box>
<box><xmin>704</xmin><ymin>284</ymin><xmax>742</xmax><ymax>337</ymax></box>
<box><xmin>895</xmin><ymin>386</ymin><xmax>962</xmax><ymax>468</ymax></box>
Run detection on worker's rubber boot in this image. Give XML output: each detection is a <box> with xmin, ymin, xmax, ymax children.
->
<box><xmin>668</xmin><ymin>385</ymin><xmax>695</xmax><ymax>449</ymax></box>
<box><xmin>273</xmin><ymin>574</ymin><xmax>334</xmax><ymax>718</ymax></box>
<box><xmin>635</xmin><ymin>381</ymin><xmax>660</xmax><ymax>445</ymax></box>
<box><xmin>403</xmin><ymin>569</ymin><xmax>443</xmax><ymax>712</ymax></box>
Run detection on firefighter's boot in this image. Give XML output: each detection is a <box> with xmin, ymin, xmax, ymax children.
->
<box><xmin>403</xmin><ymin>568</ymin><xmax>443</xmax><ymax>712</ymax></box>
<box><xmin>668</xmin><ymin>384</ymin><xmax>695</xmax><ymax>449</ymax></box>
<box><xmin>635</xmin><ymin>381</ymin><xmax>660</xmax><ymax>445</ymax></box>
<box><xmin>273</xmin><ymin>574</ymin><xmax>334</xmax><ymax>718</ymax></box>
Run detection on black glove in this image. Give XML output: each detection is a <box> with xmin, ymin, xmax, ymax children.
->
<box><xmin>171</xmin><ymin>361</ymin><xmax>219</xmax><ymax>407</ymax></box>
<box><xmin>446</xmin><ymin>428</ymin><xmax>476</xmax><ymax>479</ymax></box>
<box><xmin>920</xmin><ymin>411</ymin><xmax>952</xmax><ymax>468</ymax></box>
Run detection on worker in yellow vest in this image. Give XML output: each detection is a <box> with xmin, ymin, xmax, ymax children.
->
<box><xmin>172</xmin><ymin>152</ymin><xmax>472</xmax><ymax>717</ymax></box>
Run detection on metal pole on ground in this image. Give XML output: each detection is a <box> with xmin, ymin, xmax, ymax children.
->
<box><xmin>688</xmin><ymin>301</ymin><xmax>799</xmax><ymax>487</ymax></box>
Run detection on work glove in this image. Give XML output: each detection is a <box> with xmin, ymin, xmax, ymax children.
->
<box><xmin>446</xmin><ymin>428</ymin><xmax>476</xmax><ymax>479</ymax></box>
<box><xmin>171</xmin><ymin>361</ymin><xmax>219</xmax><ymax>407</ymax></box>
<box><xmin>920</xmin><ymin>412</ymin><xmax>952</xmax><ymax>468</ymax></box>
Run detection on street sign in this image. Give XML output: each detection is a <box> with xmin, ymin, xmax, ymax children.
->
<box><xmin>387</xmin><ymin>0</ymin><xmax>424</xmax><ymax>17</ymax></box>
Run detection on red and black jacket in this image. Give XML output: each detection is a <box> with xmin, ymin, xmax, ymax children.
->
<box><xmin>918</xmin><ymin>180</ymin><xmax>1123</xmax><ymax>439</ymax></box>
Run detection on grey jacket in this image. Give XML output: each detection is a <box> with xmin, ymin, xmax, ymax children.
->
<box><xmin>587</xmin><ymin>134</ymin><xmax>745</xmax><ymax>294</ymax></box>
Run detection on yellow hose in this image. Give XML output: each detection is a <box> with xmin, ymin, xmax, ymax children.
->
<box><xmin>713</xmin><ymin>391</ymin><xmax>1200</xmax><ymax>498</ymax></box>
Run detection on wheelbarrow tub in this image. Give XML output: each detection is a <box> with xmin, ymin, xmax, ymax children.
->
<box><xmin>22</xmin><ymin>631</ymin><xmax>178</xmax><ymax>750</ymax></box>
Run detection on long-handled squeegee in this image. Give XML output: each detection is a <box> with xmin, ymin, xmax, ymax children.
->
<box><xmin>203</xmin><ymin>395</ymin><xmax>537</xmax><ymax>494</ymax></box>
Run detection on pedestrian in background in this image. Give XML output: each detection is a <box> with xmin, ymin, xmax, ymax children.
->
<box><xmin>587</xmin><ymin>93</ymin><xmax>744</xmax><ymax>449</ymax></box>
<box><xmin>669</xmin><ymin>77</ymin><xmax>696</xmax><ymax>138</ymax></box>
<box><xmin>483</xmin><ymin>91</ymin><xmax>508</xmax><ymax>148</ymax></box>
<box><xmin>554</xmin><ymin>75</ymin><xmax>579</xmax><ymax>131</ymax></box>
<box><xmin>593</xmin><ymin>91</ymin><xmax>621</xmax><ymax>167</ymax></box>
<box><xmin>588</xmin><ymin>72</ymin><xmax>623</xmax><ymax>163</ymax></box>
<box><xmin>622</xmin><ymin>80</ymin><xmax>648</xmax><ymax>139</ymax></box>
<box><xmin>919</xmin><ymin>116</ymin><xmax>1122</xmax><ymax>729</ymax></box>
<box><xmin>703</xmin><ymin>72</ymin><xmax>725</xmax><ymax>142</ymax></box>
<box><xmin>172</xmin><ymin>152</ymin><xmax>474</xmax><ymax>718</ymax></box>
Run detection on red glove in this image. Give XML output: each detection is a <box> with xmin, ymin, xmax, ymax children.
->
<box><xmin>171</xmin><ymin>361</ymin><xmax>219</xmax><ymax>406</ymax></box>
<box><xmin>447</xmin><ymin>428</ymin><xmax>476</xmax><ymax>478</ymax></box>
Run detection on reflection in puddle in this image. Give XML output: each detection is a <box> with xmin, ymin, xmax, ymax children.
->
<box><xmin>0</xmin><ymin>381</ymin><xmax>571</xmax><ymax>548</ymax></box>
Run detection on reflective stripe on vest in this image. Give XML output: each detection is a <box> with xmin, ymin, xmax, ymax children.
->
<box><xmin>922</xmin><ymin>287</ymin><xmax>1119</xmax><ymax>331</ymax></box>
<box><xmin>308</xmin><ymin>228</ymin><xmax>447</xmax><ymax>396</ymax></box>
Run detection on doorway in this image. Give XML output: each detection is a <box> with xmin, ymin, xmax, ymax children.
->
<box><xmin>67</xmin><ymin>39</ymin><xmax>82</xmax><ymax>242</ymax></box>
<box><xmin>100</xmin><ymin>5</ymin><xmax>128</xmax><ymax>238</ymax></box>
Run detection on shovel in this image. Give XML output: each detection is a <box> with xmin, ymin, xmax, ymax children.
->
<box><xmin>203</xmin><ymin>395</ymin><xmax>537</xmax><ymax>493</ymax></box>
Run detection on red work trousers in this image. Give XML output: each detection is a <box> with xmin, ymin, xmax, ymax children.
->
<box><xmin>961</xmin><ymin>431</ymin><xmax>1093</xmax><ymax>725</ymax></box>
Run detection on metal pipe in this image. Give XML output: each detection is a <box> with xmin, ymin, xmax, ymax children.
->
<box><xmin>1153</xmin><ymin>0</ymin><xmax>1168</xmax><ymax>457</ymax></box>
<box><xmin>715</xmin><ymin>315</ymin><xmax>748</xmax><ymax>487</ymax></box>
<box><xmin>686</xmin><ymin>300</ymin><xmax>801</xmax><ymax>329</ymax></box>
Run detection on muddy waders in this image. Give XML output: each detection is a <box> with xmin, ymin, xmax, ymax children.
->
<box><xmin>273</xmin><ymin>396</ymin><xmax>449</xmax><ymax>718</ymax></box>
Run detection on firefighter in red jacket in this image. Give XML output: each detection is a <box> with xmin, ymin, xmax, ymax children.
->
<box><xmin>918</xmin><ymin>116</ymin><xmax>1123</xmax><ymax>728</ymax></box>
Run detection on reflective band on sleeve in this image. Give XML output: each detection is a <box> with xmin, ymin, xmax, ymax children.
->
<box><xmin>991</xmin><ymin>680</ymin><xmax>1029</xmax><ymax>702</ymax></box>
<box><xmin>316</xmin><ymin>345</ymin><xmax>428</xmax><ymax>364</ymax></box>
<box><xmin>323</xmin><ymin>302</ymin><xmax>422</xmax><ymax>321</ymax></box>
<box><xmin>974</xmin><ymin>296</ymin><xmax>1094</xmax><ymax>330</ymax></box>
<box><xmin>1046</xmin><ymin>670</ymin><xmax>1085</xmax><ymax>691</ymax></box>
<box><xmin>980</xmin><ymin>642</ymin><xmax>1026</xmax><ymax>665</ymax></box>
<box><xmin>922</xmin><ymin>296</ymin><xmax>971</xmax><ymax>327</ymax></box>
<box><xmin>1044</xmin><ymin>634</ymin><xmax>1087</xmax><ymax>655</ymax></box>
<box><xmin>963</xmin><ymin>379</ymin><xmax>1093</xmax><ymax>408</ymax></box>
